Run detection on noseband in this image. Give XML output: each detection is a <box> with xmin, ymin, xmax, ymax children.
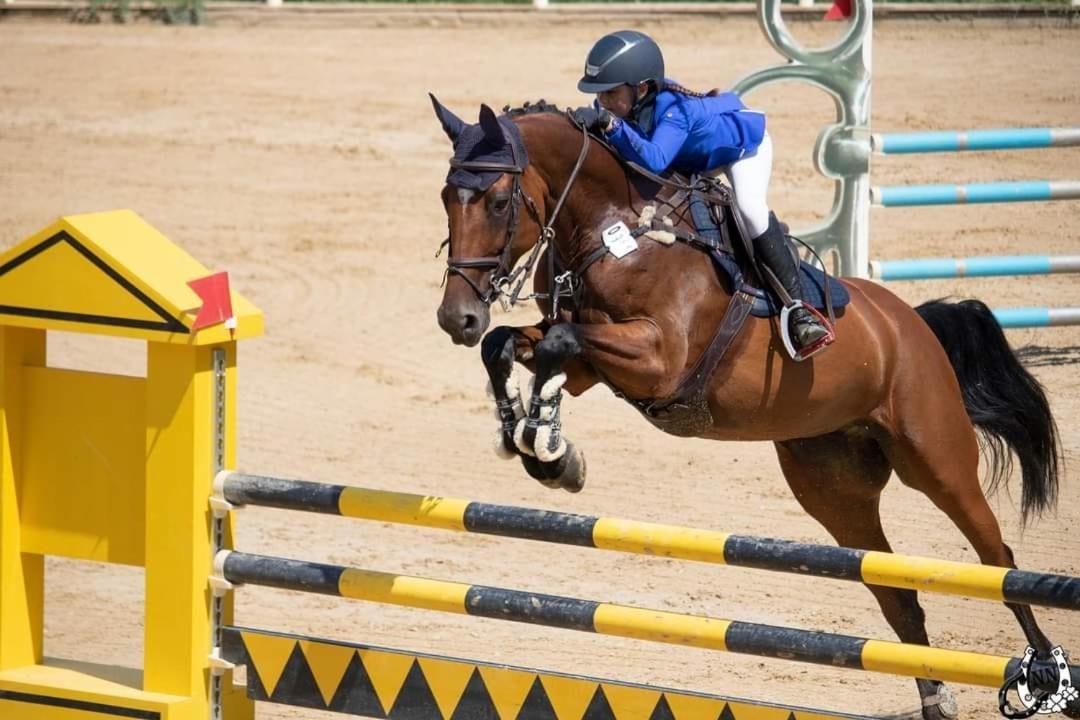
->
<box><xmin>439</xmin><ymin>117</ymin><xmax>591</xmax><ymax>317</ymax></box>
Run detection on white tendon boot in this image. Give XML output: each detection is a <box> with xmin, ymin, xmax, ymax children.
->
<box><xmin>513</xmin><ymin>377</ymin><xmax>536</xmax><ymax>457</ymax></box>
<box><xmin>486</xmin><ymin>367</ymin><xmax>525</xmax><ymax>459</ymax></box>
<box><xmin>514</xmin><ymin>372</ymin><xmax>567</xmax><ymax>461</ymax></box>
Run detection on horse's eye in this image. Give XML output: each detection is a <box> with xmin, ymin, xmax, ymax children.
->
<box><xmin>491</xmin><ymin>196</ymin><xmax>511</xmax><ymax>215</ymax></box>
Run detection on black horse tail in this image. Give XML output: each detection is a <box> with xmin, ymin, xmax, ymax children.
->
<box><xmin>916</xmin><ymin>298</ymin><xmax>1061</xmax><ymax>524</ymax></box>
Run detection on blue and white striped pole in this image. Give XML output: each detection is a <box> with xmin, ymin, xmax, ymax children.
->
<box><xmin>872</xmin><ymin>128</ymin><xmax>1080</xmax><ymax>154</ymax></box>
<box><xmin>994</xmin><ymin>308</ymin><xmax>1080</xmax><ymax>329</ymax></box>
<box><xmin>871</xmin><ymin>180</ymin><xmax>1080</xmax><ymax>207</ymax></box>
<box><xmin>870</xmin><ymin>255</ymin><xmax>1080</xmax><ymax>281</ymax></box>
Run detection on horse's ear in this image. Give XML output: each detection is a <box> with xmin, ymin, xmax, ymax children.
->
<box><xmin>429</xmin><ymin>93</ymin><xmax>466</xmax><ymax>143</ymax></box>
<box><xmin>478</xmin><ymin>104</ymin><xmax>505</xmax><ymax>147</ymax></box>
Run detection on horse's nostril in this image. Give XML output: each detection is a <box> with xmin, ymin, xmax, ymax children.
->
<box><xmin>462</xmin><ymin>313</ymin><xmax>479</xmax><ymax>333</ymax></box>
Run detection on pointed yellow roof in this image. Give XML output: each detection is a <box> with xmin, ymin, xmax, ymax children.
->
<box><xmin>0</xmin><ymin>210</ymin><xmax>262</xmax><ymax>345</ymax></box>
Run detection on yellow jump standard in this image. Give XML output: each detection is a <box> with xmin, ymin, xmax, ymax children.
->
<box><xmin>0</xmin><ymin>210</ymin><xmax>260</xmax><ymax>720</ymax></box>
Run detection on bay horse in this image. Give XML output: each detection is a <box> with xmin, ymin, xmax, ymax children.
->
<box><xmin>429</xmin><ymin>96</ymin><xmax>1071</xmax><ymax>720</ymax></box>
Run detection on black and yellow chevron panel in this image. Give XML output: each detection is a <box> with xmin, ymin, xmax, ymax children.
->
<box><xmin>221</xmin><ymin>626</ymin><xmax>867</xmax><ymax>720</ymax></box>
<box><xmin>219</xmin><ymin>472</ymin><xmax>1080</xmax><ymax>611</ymax></box>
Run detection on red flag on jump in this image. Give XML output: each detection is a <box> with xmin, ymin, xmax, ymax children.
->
<box><xmin>825</xmin><ymin>0</ymin><xmax>852</xmax><ymax>20</ymax></box>
<box><xmin>188</xmin><ymin>272</ymin><xmax>235</xmax><ymax>331</ymax></box>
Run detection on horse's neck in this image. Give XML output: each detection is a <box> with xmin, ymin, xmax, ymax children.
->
<box><xmin>533</xmin><ymin>148</ymin><xmax>632</xmax><ymax>266</ymax></box>
<box><xmin>553</xmin><ymin>170</ymin><xmax>683</xmax><ymax>271</ymax></box>
<box><xmin>524</xmin><ymin>118</ymin><xmax>713</xmax><ymax>283</ymax></box>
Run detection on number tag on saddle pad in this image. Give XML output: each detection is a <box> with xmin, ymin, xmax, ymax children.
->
<box><xmin>602</xmin><ymin>221</ymin><xmax>638</xmax><ymax>259</ymax></box>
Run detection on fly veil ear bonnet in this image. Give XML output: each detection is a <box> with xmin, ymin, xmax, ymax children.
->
<box><xmin>430</xmin><ymin>94</ymin><xmax>530</xmax><ymax>190</ymax></box>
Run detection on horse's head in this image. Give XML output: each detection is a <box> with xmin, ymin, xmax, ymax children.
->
<box><xmin>431</xmin><ymin>95</ymin><xmax>546</xmax><ymax>346</ymax></box>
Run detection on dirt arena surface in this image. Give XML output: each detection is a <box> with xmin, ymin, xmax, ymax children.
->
<box><xmin>2</xmin><ymin>12</ymin><xmax>1078</xmax><ymax>719</ymax></box>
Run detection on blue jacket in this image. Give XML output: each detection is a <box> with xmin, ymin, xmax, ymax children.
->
<box><xmin>604</xmin><ymin>85</ymin><xmax>766</xmax><ymax>176</ymax></box>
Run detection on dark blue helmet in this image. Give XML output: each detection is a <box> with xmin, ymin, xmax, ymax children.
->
<box><xmin>578</xmin><ymin>30</ymin><xmax>665</xmax><ymax>93</ymax></box>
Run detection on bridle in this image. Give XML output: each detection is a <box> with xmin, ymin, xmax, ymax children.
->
<box><xmin>438</xmin><ymin>116</ymin><xmax>591</xmax><ymax>320</ymax></box>
<box><xmin>438</xmin><ymin>157</ymin><xmax>539</xmax><ymax>307</ymax></box>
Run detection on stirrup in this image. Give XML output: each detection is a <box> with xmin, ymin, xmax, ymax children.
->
<box><xmin>780</xmin><ymin>301</ymin><xmax>835</xmax><ymax>362</ymax></box>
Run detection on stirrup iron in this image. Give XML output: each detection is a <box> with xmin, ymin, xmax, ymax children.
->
<box><xmin>780</xmin><ymin>301</ymin><xmax>835</xmax><ymax>362</ymax></box>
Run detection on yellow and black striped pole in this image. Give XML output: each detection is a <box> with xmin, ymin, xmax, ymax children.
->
<box><xmin>217</xmin><ymin>472</ymin><xmax>1080</xmax><ymax>610</ymax></box>
<box><xmin>215</xmin><ymin>549</ymin><xmax>1077</xmax><ymax>691</ymax></box>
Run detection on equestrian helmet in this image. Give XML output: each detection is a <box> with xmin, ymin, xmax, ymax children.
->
<box><xmin>577</xmin><ymin>30</ymin><xmax>665</xmax><ymax>93</ymax></box>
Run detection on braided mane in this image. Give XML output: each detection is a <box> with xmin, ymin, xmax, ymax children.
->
<box><xmin>502</xmin><ymin>100</ymin><xmax>564</xmax><ymax>117</ymax></box>
<box><xmin>501</xmin><ymin>98</ymin><xmax>672</xmax><ymax>189</ymax></box>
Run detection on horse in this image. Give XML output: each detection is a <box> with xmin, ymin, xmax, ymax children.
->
<box><xmin>429</xmin><ymin>96</ymin><xmax>1072</xmax><ymax>720</ymax></box>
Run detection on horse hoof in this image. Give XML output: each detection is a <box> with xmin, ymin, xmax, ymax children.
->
<box><xmin>558</xmin><ymin>443</ymin><xmax>586</xmax><ymax>493</ymax></box>
<box><xmin>920</xmin><ymin>685</ymin><xmax>958</xmax><ymax>720</ymax></box>
<box><xmin>519</xmin><ymin>446</ymin><xmax>585</xmax><ymax>493</ymax></box>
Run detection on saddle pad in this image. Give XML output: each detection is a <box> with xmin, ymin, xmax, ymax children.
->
<box><xmin>709</xmin><ymin>250</ymin><xmax>851</xmax><ymax>318</ymax></box>
<box><xmin>687</xmin><ymin>192</ymin><xmax>850</xmax><ymax>317</ymax></box>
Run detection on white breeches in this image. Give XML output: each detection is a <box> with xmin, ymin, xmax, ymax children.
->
<box><xmin>716</xmin><ymin>132</ymin><xmax>773</xmax><ymax>238</ymax></box>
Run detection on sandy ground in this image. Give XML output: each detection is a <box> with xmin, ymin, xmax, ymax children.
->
<box><xmin>2</xmin><ymin>11</ymin><xmax>1078</xmax><ymax>720</ymax></box>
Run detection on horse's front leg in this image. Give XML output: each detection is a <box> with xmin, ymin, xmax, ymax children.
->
<box><xmin>512</xmin><ymin>323</ymin><xmax>589</xmax><ymax>492</ymax></box>
<box><xmin>487</xmin><ymin>318</ymin><xmax>669</xmax><ymax>493</ymax></box>
<box><xmin>511</xmin><ymin>317</ymin><xmax>680</xmax><ymax>492</ymax></box>
<box><xmin>480</xmin><ymin>326</ymin><xmax>531</xmax><ymax>460</ymax></box>
<box><xmin>481</xmin><ymin>324</ymin><xmax>593</xmax><ymax>491</ymax></box>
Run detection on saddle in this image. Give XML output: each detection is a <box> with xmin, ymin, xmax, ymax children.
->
<box><xmin>635</xmin><ymin>175</ymin><xmax>850</xmax><ymax>318</ymax></box>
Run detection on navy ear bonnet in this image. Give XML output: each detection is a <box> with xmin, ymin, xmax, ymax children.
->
<box><xmin>446</xmin><ymin>120</ymin><xmax>528</xmax><ymax>191</ymax></box>
<box><xmin>430</xmin><ymin>94</ymin><xmax>529</xmax><ymax>192</ymax></box>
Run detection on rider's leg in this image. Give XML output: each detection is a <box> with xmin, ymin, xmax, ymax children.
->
<box><xmin>754</xmin><ymin>213</ymin><xmax>829</xmax><ymax>349</ymax></box>
<box><xmin>725</xmin><ymin>134</ymin><xmax>828</xmax><ymax>350</ymax></box>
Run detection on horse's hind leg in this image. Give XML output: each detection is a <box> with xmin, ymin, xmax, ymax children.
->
<box><xmin>775</xmin><ymin>431</ymin><xmax>959</xmax><ymax>720</ymax></box>
<box><xmin>880</xmin><ymin>383</ymin><xmax>1056</xmax><ymax>657</ymax></box>
<box><xmin>880</xmin><ymin>394</ymin><xmax>1078</xmax><ymax>712</ymax></box>
<box><xmin>880</xmin><ymin>369</ymin><xmax>1080</xmax><ymax>717</ymax></box>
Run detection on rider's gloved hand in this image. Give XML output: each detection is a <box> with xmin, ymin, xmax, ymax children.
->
<box><xmin>571</xmin><ymin>106</ymin><xmax>613</xmax><ymax>134</ymax></box>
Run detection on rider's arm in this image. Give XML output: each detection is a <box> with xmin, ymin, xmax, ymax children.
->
<box><xmin>605</xmin><ymin>102</ymin><xmax>689</xmax><ymax>174</ymax></box>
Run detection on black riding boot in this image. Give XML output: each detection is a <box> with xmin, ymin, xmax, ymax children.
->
<box><xmin>752</xmin><ymin>213</ymin><xmax>829</xmax><ymax>350</ymax></box>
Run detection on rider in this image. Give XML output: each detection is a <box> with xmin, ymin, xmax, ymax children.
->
<box><xmin>572</xmin><ymin>29</ymin><xmax>830</xmax><ymax>355</ymax></box>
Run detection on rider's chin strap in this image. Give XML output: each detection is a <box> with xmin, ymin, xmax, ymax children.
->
<box><xmin>628</xmin><ymin>89</ymin><xmax>658</xmax><ymax>135</ymax></box>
